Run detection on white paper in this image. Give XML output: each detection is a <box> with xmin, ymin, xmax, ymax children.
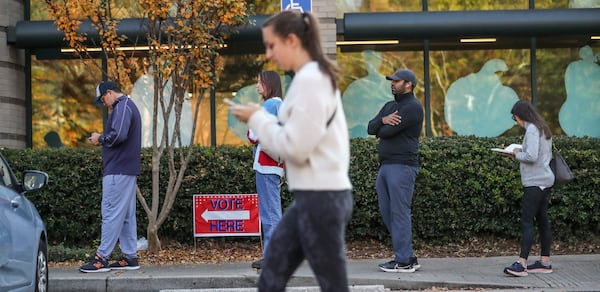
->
<box><xmin>490</xmin><ymin>143</ymin><xmax>522</xmax><ymax>154</ymax></box>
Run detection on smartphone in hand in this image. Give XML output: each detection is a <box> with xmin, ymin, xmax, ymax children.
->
<box><xmin>223</xmin><ymin>98</ymin><xmax>236</xmax><ymax>106</ymax></box>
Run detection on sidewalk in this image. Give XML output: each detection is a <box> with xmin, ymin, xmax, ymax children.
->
<box><xmin>49</xmin><ymin>254</ymin><xmax>600</xmax><ymax>292</ymax></box>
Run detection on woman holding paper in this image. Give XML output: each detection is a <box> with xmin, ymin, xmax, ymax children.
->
<box><xmin>503</xmin><ymin>100</ymin><xmax>554</xmax><ymax>277</ymax></box>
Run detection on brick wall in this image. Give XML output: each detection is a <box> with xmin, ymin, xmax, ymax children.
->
<box><xmin>0</xmin><ymin>0</ymin><xmax>26</xmax><ymax>148</ymax></box>
<box><xmin>311</xmin><ymin>0</ymin><xmax>337</xmax><ymax>61</ymax></box>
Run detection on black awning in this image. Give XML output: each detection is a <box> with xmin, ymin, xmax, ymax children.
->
<box><xmin>7</xmin><ymin>15</ymin><xmax>270</xmax><ymax>50</ymax></box>
<box><xmin>341</xmin><ymin>9</ymin><xmax>600</xmax><ymax>40</ymax></box>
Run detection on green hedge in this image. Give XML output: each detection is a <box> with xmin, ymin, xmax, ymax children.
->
<box><xmin>3</xmin><ymin>136</ymin><xmax>599</xmax><ymax>248</ymax></box>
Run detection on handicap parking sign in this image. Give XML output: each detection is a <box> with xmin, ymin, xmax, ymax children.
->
<box><xmin>281</xmin><ymin>0</ymin><xmax>311</xmax><ymax>12</ymax></box>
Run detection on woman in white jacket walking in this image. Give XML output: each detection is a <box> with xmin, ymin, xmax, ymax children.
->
<box><xmin>228</xmin><ymin>10</ymin><xmax>353</xmax><ymax>292</ymax></box>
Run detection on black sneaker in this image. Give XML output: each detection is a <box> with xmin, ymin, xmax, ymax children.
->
<box><xmin>504</xmin><ymin>261</ymin><xmax>528</xmax><ymax>277</ymax></box>
<box><xmin>378</xmin><ymin>260</ymin><xmax>416</xmax><ymax>273</ymax></box>
<box><xmin>527</xmin><ymin>260</ymin><xmax>552</xmax><ymax>274</ymax></box>
<box><xmin>410</xmin><ymin>256</ymin><xmax>421</xmax><ymax>271</ymax></box>
<box><xmin>251</xmin><ymin>259</ymin><xmax>263</xmax><ymax>269</ymax></box>
<box><xmin>109</xmin><ymin>255</ymin><xmax>140</xmax><ymax>270</ymax></box>
<box><xmin>79</xmin><ymin>253</ymin><xmax>110</xmax><ymax>273</ymax></box>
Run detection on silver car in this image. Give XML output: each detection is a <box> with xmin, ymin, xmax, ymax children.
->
<box><xmin>0</xmin><ymin>152</ymin><xmax>49</xmax><ymax>292</ymax></box>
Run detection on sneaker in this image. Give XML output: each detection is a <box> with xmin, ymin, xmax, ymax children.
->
<box><xmin>251</xmin><ymin>259</ymin><xmax>263</xmax><ymax>269</ymax></box>
<box><xmin>528</xmin><ymin>260</ymin><xmax>553</xmax><ymax>274</ymax></box>
<box><xmin>378</xmin><ymin>260</ymin><xmax>416</xmax><ymax>273</ymax></box>
<box><xmin>108</xmin><ymin>255</ymin><xmax>140</xmax><ymax>270</ymax></box>
<box><xmin>410</xmin><ymin>256</ymin><xmax>421</xmax><ymax>271</ymax></box>
<box><xmin>79</xmin><ymin>253</ymin><xmax>110</xmax><ymax>273</ymax></box>
<box><xmin>504</xmin><ymin>261</ymin><xmax>528</xmax><ymax>277</ymax></box>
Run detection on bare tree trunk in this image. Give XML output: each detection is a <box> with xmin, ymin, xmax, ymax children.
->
<box><xmin>146</xmin><ymin>224</ymin><xmax>161</xmax><ymax>253</ymax></box>
<box><xmin>147</xmin><ymin>149</ymin><xmax>162</xmax><ymax>254</ymax></box>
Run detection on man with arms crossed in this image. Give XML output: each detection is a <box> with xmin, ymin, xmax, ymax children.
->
<box><xmin>368</xmin><ymin>69</ymin><xmax>423</xmax><ymax>273</ymax></box>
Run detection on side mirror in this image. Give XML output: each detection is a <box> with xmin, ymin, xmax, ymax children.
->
<box><xmin>22</xmin><ymin>170</ymin><xmax>49</xmax><ymax>192</ymax></box>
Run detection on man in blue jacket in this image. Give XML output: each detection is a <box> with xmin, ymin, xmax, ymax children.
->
<box><xmin>368</xmin><ymin>69</ymin><xmax>424</xmax><ymax>273</ymax></box>
<box><xmin>81</xmin><ymin>81</ymin><xmax>142</xmax><ymax>273</ymax></box>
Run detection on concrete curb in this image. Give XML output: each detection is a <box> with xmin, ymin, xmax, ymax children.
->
<box><xmin>50</xmin><ymin>254</ymin><xmax>600</xmax><ymax>292</ymax></box>
<box><xmin>160</xmin><ymin>285</ymin><xmax>386</xmax><ymax>292</ymax></box>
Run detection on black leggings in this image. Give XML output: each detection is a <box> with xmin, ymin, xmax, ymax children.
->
<box><xmin>519</xmin><ymin>186</ymin><xmax>552</xmax><ymax>260</ymax></box>
<box><xmin>258</xmin><ymin>190</ymin><xmax>353</xmax><ymax>292</ymax></box>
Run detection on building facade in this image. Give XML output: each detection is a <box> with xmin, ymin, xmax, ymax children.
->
<box><xmin>1</xmin><ymin>0</ymin><xmax>27</xmax><ymax>148</ymax></box>
<box><xmin>2</xmin><ymin>0</ymin><xmax>600</xmax><ymax>148</ymax></box>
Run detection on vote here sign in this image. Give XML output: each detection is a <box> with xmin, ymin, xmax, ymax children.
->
<box><xmin>193</xmin><ymin>194</ymin><xmax>261</xmax><ymax>237</ymax></box>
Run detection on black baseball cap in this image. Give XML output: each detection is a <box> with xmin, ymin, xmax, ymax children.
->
<box><xmin>386</xmin><ymin>69</ymin><xmax>417</xmax><ymax>87</ymax></box>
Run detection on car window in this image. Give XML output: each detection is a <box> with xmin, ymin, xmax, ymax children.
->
<box><xmin>0</xmin><ymin>160</ymin><xmax>12</xmax><ymax>188</ymax></box>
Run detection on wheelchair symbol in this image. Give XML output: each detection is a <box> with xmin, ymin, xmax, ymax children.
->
<box><xmin>285</xmin><ymin>0</ymin><xmax>304</xmax><ymax>12</ymax></box>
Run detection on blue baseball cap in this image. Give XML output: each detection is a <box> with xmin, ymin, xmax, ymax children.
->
<box><xmin>94</xmin><ymin>81</ymin><xmax>120</xmax><ymax>105</ymax></box>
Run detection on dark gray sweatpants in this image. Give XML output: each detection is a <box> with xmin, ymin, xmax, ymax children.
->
<box><xmin>257</xmin><ymin>190</ymin><xmax>353</xmax><ymax>292</ymax></box>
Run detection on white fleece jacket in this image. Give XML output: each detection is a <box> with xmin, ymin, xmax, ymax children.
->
<box><xmin>248</xmin><ymin>62</ymin><xmax>352</xmax><ymax>191</ymax></box>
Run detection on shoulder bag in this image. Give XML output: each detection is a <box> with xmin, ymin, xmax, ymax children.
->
<box><xmin>550</xmin><ymin>145</ymin><xmax>574</xmax><ymax>187</ymax></box>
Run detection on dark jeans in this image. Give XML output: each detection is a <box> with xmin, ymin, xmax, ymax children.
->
<box><xmin>519</xmin><ymin>186</ymin><xmax>552</xmax><ymax>260</ymax></box>
<box><xmin>257</xmin><ymin>190</ymin><xmax>353</xmax><ymax>292</ymax></box>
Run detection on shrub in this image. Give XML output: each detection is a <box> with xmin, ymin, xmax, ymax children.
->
<box><xmin>3</xmin><ymin>136</ymin><xmax>598</xmax><ymax>249</ymax></box>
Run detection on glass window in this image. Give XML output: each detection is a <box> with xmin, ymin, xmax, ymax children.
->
<box><xmin>537</xmin><ymin>0</ymin><xmax>600</xmax><ymax>9</ymax></box>
<box><xmin>31</xmin><ymin>53</ymin><xmax>281</xmax><ymax>147</ymax></box>
<box><xmin>32</xmin><ymin>0</ymin><xmax>287</xmax><ymax>21</ymax></box>
<box><xmin>429</xmin><ymin>49</ymin><xmax>531</xmax><ymax>137</ymax></box>
<box><xmin>538</xmin><ymin>45</ymin><xmax>600</xmax><ymax>137</ymax></box>
<box><xmin>427</xmin><ymin>0</ymin><xmax>527</xmax><ymax>11</ymax></box>
<box><xmin>337</xmin><ymin>0</ymin><xmax>423</xmax><ymax>18</ymax></box>
<box><xmin>32</xmin><ymin>58</ymin><xmax>103</xmax><ymax>148</ymax></box>
<box><xmin>0</xmin><ymin>160</ymin><xmax>12</xmax><ymax>187</ymax></box>
<box><xmin>30</xmin><ymin>0</ymin><xmax>145</xmax><ymax>20</ymax></box>
<box><xmin>249</xmin><ymin>0</ymin><xmax>288</xmax><ymax>14</ymax></box>
<box><xmin>218</xmin><ymin>55</ymin><xmax>285</xmax><ymax>146</ymax></box>
<box><xmin>337</xmin><ymin>49</ymin><xmax>424</xmax><ymax>138</ymax></box>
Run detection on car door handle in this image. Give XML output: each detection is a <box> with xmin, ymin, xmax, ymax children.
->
<box><xmin>11</xmin><ymin>199</ymin><xmax>19</xmax><ymax>208</ymax></box>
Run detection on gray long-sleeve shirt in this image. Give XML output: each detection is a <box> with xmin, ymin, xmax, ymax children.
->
<box><xmin>515</xmin><ymin>122</ymin><xmax>554</xmax><ymax>188</ymax></box>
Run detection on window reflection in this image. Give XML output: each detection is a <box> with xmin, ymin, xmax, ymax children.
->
<box><xmin>428</xmin><ymin>0</ymin><xmax>527</xmax><ymax>11</ymax></box>
<box><xmin>444</xmin><ymin>59</ymin><xmax>519</xmax><ymax>137</ymax></box>
<box><xmin>31</xmin><ymin>58</ymin><xmax>103</xmax><ymax>148</ymax></box>
<box><xmin>338</xmin><ymin>50</ymin><xmax>424</xmax><ymax>137</ymax></box>
<box><xmin>130</xmin><ymin>69</ymin><xmax>194</xmax><ymax>147</ymax></box>
<box><xmin>337</xmin><ymin>0</ymin><xmax>422</xmax><ymax>18</ymax></box>
<box><xmin>558</xmin><ymin>45</ymin><xmax>600</xmax><ymax>137</ymax></box>
<box><xmin>428</xmin><ymin>50</ymin><xmax>531</xmax><ymax>137</ymax></box>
